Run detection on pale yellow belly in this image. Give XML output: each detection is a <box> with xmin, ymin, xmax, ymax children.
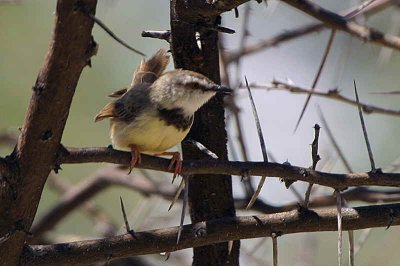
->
<box><xmin>110</xmin><ymin>115</ymin><xmax>191</xmax><ymax>154</ymax></box>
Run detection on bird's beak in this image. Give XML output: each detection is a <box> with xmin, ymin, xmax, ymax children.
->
<box><xmin>209</xmin><ymin>85</ymin><xmax>233</xmax><ymax>95</ymax></box>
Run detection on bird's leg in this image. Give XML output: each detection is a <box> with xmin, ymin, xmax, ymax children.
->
<box><xmin>155</xmin><ymin>151</ymin><xmax>182</xmax><ymax>183</ymax></box>
<box><xmin>128</xmin><ymin>144</ymin><xmax>141</xmax><ymax>174</ymax></box>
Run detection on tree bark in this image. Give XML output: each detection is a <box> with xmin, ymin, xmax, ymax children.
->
<box><xmin>0</xmin><ymin>1</ymin><xmax>97</xmax><ymax>265</ymax></box>
<box><xmin>170</xmin><ymin>1</ymin><xmax>239</xmax><ymax>265</ymax></box>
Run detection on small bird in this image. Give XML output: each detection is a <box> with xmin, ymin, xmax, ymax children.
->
<box><xmin>95</xmin><ymin>49</ymin><xmax>232</xmax><ymax>178</ymax></box>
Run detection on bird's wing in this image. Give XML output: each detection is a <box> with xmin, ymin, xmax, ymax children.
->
<box><xmin>131</xmin><ymin>48</ymin><xmax>170</xmax><ymax>86</ymax></box>
<box><xmin>104</xmin><ymin>49</ymin><xmax>169</xmax><ymax>99</ymax></box>
<box><xmin>95</xmin><ymin>83</ymin><xmax>151</xmax><ymax>123</ymax></box>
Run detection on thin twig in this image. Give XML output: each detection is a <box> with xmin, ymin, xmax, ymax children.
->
<box><xmin>344</xmin><ymin>0</ymin><xmax>377</xmax><ymax>19</ymax></box>
<box><xmin>279</xmin><ymin>0</ymin><xmax>400</xmax><ymax>51</ymax></box>
<box><xmin>252</xmin><ymin>81</ymin><xmax>400</xmax><ymax>117</ymax></box>
<box><xmin>294</xmin><ymin>30</ymin><xmax>336</xmax><ymax>132</ymax></box>
<box><xmin>78</xmin><ymin>5</ymin><xmax>145</xmax><ymax>56</ymax></box>
<box><xmin>183</xmin><ymin>140</ymin><xmax>219</xmax><ymax>159</ymax></box>
<box><xmin>354</xmin><ymin>81</ymin><xmax>376</xmax><ymax>171</ymax></box>
<box><xmin>245</xmin><ymin>77</ymin><xmax>269</xmax><ymax>209</ymax></box>
<box><xmin>225</xmin><ymin>0</ymin><xmax>394</xmax><ymax>63</ymax></box>
<box><xmin>141</xmin><ymin>30</ymin><xmax>171</xmax><ymax>42</ymax></box>
<box><xmin>304</xmin><ymin>124</ymin><xmax>321</xmax><ymax>207</ymax></box>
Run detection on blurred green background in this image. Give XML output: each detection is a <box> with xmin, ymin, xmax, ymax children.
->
<box><xmin>1</xmin><ymin>0</ymin><xmax>400</xmax><ymax>265</ymax></box>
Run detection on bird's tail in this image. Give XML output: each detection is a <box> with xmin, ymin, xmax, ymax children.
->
<box><xmin>131</xmin><ymin>48</ymin><xmax>170</xmax><ymax>86</ymax></box>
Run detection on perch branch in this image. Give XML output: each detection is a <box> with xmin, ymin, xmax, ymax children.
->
<box><xmin>60</xmin><ymin>147</ymin><xmax>400</xmax><ymax>189</ymax></box>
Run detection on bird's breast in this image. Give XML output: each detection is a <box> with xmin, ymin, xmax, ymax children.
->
<box><xmin>110</xmin><ymin>113</ymin><xmax>193</xmax><ymax>154</ymax></box>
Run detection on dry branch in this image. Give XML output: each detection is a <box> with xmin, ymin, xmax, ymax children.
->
<box><xmin>0</xmin><ymin>1</ymin><xmax>97</xmax><ymax>264</ymax></box>
<box><xmin>254</xmin><ymin>81</ymin><xmax>400</xmax><ymax>117</ymax></box>
<box><xmin>225</xmin><ymin>0</ymin><xmax>396</xmax><ymax>63</ymax></box>
<box><xmin>280</xmin><ymin>0</ymin><xmax>400</xmax><ymax>51</ymax></box>
<box><xmin>21</xmin><ymin>203</ymin><xmax>400</xmax><ymax>266</ymax></box>
<box><xmin>61</xmin><ymin>147</ymin><xmax>400</xmax><ymax>189</ymax></box>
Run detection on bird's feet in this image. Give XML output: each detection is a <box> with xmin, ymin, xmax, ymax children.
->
<box><xmin>156</xmin><ymin>151</ymin><xmax>182</xmax><ymax>183</ymax></box>
<box><xmin>128</xmin><ymin>144</ymin><xmax>141</xmax><ymax>174</ymax></box>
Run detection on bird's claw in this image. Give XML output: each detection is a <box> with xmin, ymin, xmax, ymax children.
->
<box><xmin>168</xmin><ymin>152</ymin><xmax>182</xmax><ymax>183</ymax></box>
<box><xmin>128</xmin><ymin>145</ymin><xmax>141</xmax><ymax>174</ymax></box>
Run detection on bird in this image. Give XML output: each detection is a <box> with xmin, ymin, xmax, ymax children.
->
<box><xmin>94</xmin><ymin>49</ymin><xmax>232</xmax><ymax>179</ymax></box>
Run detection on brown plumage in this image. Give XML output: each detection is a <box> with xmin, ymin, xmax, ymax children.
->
<box><xmin>95</xmin><ymin>48</ymin><xmax>232</xmax><ymax>178</ymax></box>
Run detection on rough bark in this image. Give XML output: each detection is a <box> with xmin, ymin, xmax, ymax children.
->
<box><xmin>170</xmin><ymin>1</ymin><xmax>239</xmax><ymax>265</ymax></box>
<box><xmin>20</xmin><ymin>203</ymin><xmax>400</xmax><ymax>266</ymax></box>
<box><xmin>0</xmin><ymin>1</ymin><xmax>97</xmax><ymax>265</ymax></box>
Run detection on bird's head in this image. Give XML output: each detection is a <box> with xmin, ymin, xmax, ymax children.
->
<box><xmin>150</xmin><ymin>70</ymin><xmax>232</xmax><ymax>116</ymax></box>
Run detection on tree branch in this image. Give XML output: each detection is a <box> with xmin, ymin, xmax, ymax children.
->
<box><xmin>253</xmin><ymin>81</ymin><xmax>400</xmax><ymax>117</ymax></box>
<box><xmin>60</xmin><ymin>147</ymin><xmax>400</xmax><ymax>189</ymax></box>
<box><xmin>280</xmin><ymin>0</ymin><xmax>400</xmax><ymax>50</ymax></box>
<box><xmin>0</xmin><ymin>0</ymin><xmax>97</xmax><ymax>264</ymax></box>
<box><xmin>21</xmin><ymin>203</ymin><xmax>400</xmax><ymax>266</ymax></box>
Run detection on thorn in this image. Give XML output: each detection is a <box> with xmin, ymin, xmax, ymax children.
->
<box><xmin>120</xmin><ymin>196</ymin><xmax>136</xmax><ymax>238</ymax></box>
<box><xmin>244</xmin><ymin>76</ymin><xmax>269</xmax><ymax>208</ymax></box>
<box><xmin>294</xmin><ymin>30</ymin><xmax>336</xmax><ymax>132</ymax></box>
<box><xmin>354</xmin><ymin>80</ymin><xmax>376</xmax><ymax>171</ymax></box>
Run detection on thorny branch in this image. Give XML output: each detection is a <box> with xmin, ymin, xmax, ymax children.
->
<box><xmin>60</xmin><ymin>147</ymin><xmax>400</xmax><ymax>189</ymax></box>
<box><xmin>252</xmin><ymin>81</ymin><xmax>400</xmax><ymax>117</ymax></box>
<box><xmin>21</xmin><ymin>203</ymin><xmax>400</xmax><ymax>266</ymax></box>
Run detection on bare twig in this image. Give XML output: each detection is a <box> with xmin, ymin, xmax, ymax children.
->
<box><xmin>60</xmin><ymin>147</ymin><xmax>400</xmax><ymax>188</ymax></box>
<box><xmin>354</xmin><ymin>81</ymin><xmax>376</xmax><ymax>171</ymax></box>
<box><xmin>225</xmin><ymin>24</ymin><xmax>324</xmax><ymax>63</ymax></box>
<box><xmin>279</xmin><ymin>0</ymin><xmax>400</xmax><ymax>51</ymax></box>
<box><xmin>253</xmin><ymin>81</ymin><xmax>400</xmax><ymax>117</ymax></box>
<box><xmin>78</xmin><ymin>5</ymin><xmax>145</xmax><ymax>56</ymax></box>
<box><xmin>21</xmin><ymin>203</ymin><xmax>400</xmax><ymax>266</ymax></box>
<box><xmin>226</xmin><ymin>0</ymin><xmax>395</xmax><ymax>63</ymax></box>
<box><xmin>245</xmin><ymin>77</ymin><xmax>269</xmax><ymax>209</ymax></box>
<box><xmin>304</xmin><ymin>124</ymin><xmax>321</xmax><ymax>207</ymax></box>
<box><xmin>141</xmin><ymin>30</ymin><xmax>171</xmax><ymax>42</ymax></box>
<box><xmin>183</xmin><ymin>140</ymin><xmax>219</xmax><ymax>159</ymax></box>
<box><xmin>294</xmin><ymin>30</ymin><xmax>336</xmax><ymax>131</ymax></box>
<box><xmin>344</xmin><ymin>0</ymin><xmax>377</xmax><ymax>19</ymax></box>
